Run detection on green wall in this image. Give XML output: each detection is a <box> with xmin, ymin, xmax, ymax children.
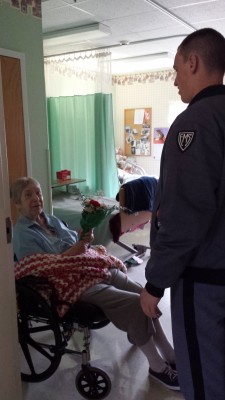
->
<box><xmin>0</xmin><ymin>2</ymin><xmax>51</xmax><ymax>210</ymax></box>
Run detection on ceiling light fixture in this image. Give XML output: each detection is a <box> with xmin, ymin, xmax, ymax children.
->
<box><xmin>113</xmin><ymin>52</ymin><xmax>171</xmax><ymax>62</ymax></box>
<box><xmin>43</xmin><ymin>23</ymin><xmax>111</xmax><ymax>56</ymax></box>
<box><xmin>111</xmin><ymin>52</ymin><xmax>174</xmax><ymax>74</ymax></box>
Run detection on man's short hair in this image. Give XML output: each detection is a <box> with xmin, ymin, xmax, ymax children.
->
<box><xmin>178</xmin><ymin>28</ymin><xmax>225</xmax><ymax>74</ymax></box>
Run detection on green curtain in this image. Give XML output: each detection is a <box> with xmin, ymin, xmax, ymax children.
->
<box><xmin>47</xmin><ymin>93</ymin><xmax>119</xmax><ymax>198</ymax></box>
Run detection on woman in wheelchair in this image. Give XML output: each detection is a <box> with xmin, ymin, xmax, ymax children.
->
<box><xmin>11</xmin><ymin>177</ymin><xmax>179</xmax><ymax>391</ymax></box>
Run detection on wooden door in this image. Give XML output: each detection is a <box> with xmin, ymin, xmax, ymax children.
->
<box><xmin>0</xmin><ymin>56</ymin><xmax>27</xmax><ymax>223</ymax></box>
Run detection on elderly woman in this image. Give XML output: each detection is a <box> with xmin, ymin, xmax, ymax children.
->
<box><xmin>11</xmin><ymin>176</ymin><xmax>179</xmax><ymax>391</ymax></box>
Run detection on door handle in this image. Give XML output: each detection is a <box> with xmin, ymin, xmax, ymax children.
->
<box><xmin>5</xmin><ymin>216</ymin><xmax>12</xmax><ymax>244</ymax></box>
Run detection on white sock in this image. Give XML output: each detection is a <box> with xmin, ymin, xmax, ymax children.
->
<box><xmin>139</xmin><ymin>336</ymin><xmax>166</xmax><ymax>372</ymax></box>
<box><xmin>152</xmin><ymin>319</ymin><xmax>175</xmax><ymax>365</ymax></box>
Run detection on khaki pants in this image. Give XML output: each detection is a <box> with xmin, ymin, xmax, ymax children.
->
<box><xmin>81</xmin><ymin>268</ymin><xmax>155</xmax><ymax>346</ymax></box>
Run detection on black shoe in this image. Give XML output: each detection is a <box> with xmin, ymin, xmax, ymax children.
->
<box><xmin>149</xmin><ymin>364</ymin><xmax>180</xmax><ymax>391</ymax></box>
<box><xmin>166</xmin><ymin>361</ymin><xmax>177</xmax><ymax>370</ymax></box>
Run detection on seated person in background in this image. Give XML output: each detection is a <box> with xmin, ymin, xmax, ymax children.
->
<box><xmin>11</xmin><ymin>177</ymin><xmax>179</xmax><ymax>391</ymax></box>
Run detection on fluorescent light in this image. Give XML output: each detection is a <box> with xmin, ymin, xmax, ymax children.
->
<box><xmin>112</xmin><ymin>52</ymin><xmax>174</xmax><ymax>74</ymax></box>
<box><xmin>113</xmin><ymin>52</ymin><xmax>170</xmax><ymax>63</ymax></box>
<box><xmin>43</xmin><ymin>23</ymin><xmax>111</xmax><ymax>41</ymax></box>
<box><xmin>43</xmin><ymin>23</ymin><xmax>111</xmax><ymax>56</ymax></box>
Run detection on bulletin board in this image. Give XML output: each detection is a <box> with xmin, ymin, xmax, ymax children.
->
<box><xmin>124</xmin><ymin>108</ymin><xmax>152</xmax><ymax>156</ymax></box>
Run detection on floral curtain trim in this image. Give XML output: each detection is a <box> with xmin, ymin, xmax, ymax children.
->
<box><xmin>8</xmin><ymin>0</ymin><xmax>41</xmax><ymax>18</ymax></box>
<box><xmin>44</xmin><ymin>50</ymin><xmax>111</xmax><ymax>81</ymax></box>
<box><xmin>112</xmin><ymin>70</ymin><xmax>175</xmax><ymax>85</ymax></box>
<box><xmin>44</xmin><ymin>58</ymin><xmax>99</xmax><ymax>82</ymax></box>
<box><xmin>44</xmin><ymin>49</ymin><xmax>112</xmax><ymax>90</ymax></box>
<box><xmin>44</xmin><ymin>50</ymin><xmax>175</xmax><ymax>85</ymax></box>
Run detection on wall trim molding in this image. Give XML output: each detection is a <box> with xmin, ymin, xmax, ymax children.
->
<box><xmin>1</xmin><ymin>0</ymin><xmax>41</xmax><ymax>18</ymax></box>
<box><xmin>112</xmin><ymin>69</ymin><xmax>175</xmax><ymax>85</ymax></box>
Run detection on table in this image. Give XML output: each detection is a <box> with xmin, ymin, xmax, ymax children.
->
<box><xmin>51</xmin><ymin>178</ymin><xmax>86</xmax><ymax>191</ymax></box>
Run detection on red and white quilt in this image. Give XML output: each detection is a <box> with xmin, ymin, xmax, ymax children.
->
<box><xmin>15</xmin><ymin>245</ymin><xmax>127</xmax><ymax>317</ymax></box>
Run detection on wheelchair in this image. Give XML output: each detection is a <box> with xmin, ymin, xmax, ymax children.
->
<box><xmin>16</xmin><ymin>275</ymin><xmax>112</xmax><ymax>399</ymax></box>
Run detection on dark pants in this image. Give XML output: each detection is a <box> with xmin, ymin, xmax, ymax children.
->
<box><xmin>171</xmin><ymin>269</ymin><xmax>225</xmax><ymax>400</ymax></box>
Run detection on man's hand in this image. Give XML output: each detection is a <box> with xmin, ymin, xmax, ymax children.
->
<box><xmin>140</xmin><ymin>288</ymin><xmax>161</xmax><ymax>318</ymax></box>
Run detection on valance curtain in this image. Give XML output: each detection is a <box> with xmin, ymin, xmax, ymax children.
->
<box><xmin>44</xmin><ymin>50</ymin><xmax>119</xmax><ymax>198</ymax></box>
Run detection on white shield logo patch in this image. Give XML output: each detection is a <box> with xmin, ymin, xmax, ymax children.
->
<box><xmin>178</xmin><ymin>131</ymin><xmax>195</xmax><ymax>152</ymax></box>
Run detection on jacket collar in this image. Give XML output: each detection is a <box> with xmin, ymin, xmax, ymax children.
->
<box><xmin>189</xmin><ymin>84</ymin><xmax>225</xmax><ymax>107</ymax></box>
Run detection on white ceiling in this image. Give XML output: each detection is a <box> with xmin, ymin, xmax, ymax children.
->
<box><xmin>41</xmin><ymin>0</ymin><xmax>225</xmax><ymax>74</ymax></box>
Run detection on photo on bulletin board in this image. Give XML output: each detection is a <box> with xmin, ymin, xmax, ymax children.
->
<box><xmin>125</xmin><ymin>125</ymin><xmax>131</xmax><ymax>133</ymax></box>
<box><xmin>126</xmin><ymin>133</ymin><xmax>134</xmax><ymax>144</ymax></box>
<box><xmin>153</xmin><ymin>127</ymin><xmax>169</xmax><ymax>144</ymax></box>
<box><xmin>153</xmin><ymin>127</ymin><xmax>169</xmax><ymax>160</ymax></box>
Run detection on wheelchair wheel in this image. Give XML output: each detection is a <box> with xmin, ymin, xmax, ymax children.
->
<box><xmin>17</xmin><ymin>283</ymin><xmax>64</xmax><ymax>382</ymax></box>
<box><xmin>76</xmin><ymin>366</ymin><xmax>111</xmax><ymax>399</ymax></box>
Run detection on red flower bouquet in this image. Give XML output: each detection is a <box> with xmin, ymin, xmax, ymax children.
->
<box><xmin>80</xmin><ymin>198</ymin><xmax>116</xmax><ymax>233</ymax></box>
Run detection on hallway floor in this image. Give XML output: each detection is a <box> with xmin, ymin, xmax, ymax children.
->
<box><xmin>21</xmin><ymin>225</ymin><xmax>185</xmax><ymax>400</ymax></box>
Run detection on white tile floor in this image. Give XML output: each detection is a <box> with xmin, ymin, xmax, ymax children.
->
<box><xmin>21</xmin><ymin>225</ymin><xmax>185</xmax><ymax>400</ymax></box>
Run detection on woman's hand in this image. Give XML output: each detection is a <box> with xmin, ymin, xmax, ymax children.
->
<box><xmin>62</xmin><ymin>230</ymin><xmax>94</xmax><ymax>256</ymax></box>
<box><xmin>79</xmin><ymin>229</ymin><xmax>94</xmax><ymax>244</ymax></box>
<box><xmin>65</xmin><ymin>240</ymin><xmax>87</xmax><ymax>256</ymax></box>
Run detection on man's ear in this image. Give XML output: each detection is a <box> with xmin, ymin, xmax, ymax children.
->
<box><xmin>188</xmin><ymin>53</ymin><xmax>198</xmax><ymax>74</ymax></box>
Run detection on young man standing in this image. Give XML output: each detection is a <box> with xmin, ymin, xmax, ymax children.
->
<box><xmin>141</xmin><ymin>28</ymin><xmax>225</xmax><ymax>400</ymax></box>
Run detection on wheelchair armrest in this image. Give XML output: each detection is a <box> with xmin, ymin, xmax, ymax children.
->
<box><xmin>63</xmin><ymin>301</ymin><xmax>110</xmax><ymax>330</ymax></box>
<box><xmin>16</xmin><ymin>275</ymin><xmax>58</xmax><ymax>312</ymax></box>
<box><xmin>16</xmin><ymin>275</ymin><xmax>50</xmax><ymax>286</ymax></box>
<box><xmin>16</xmin><ymin>276</ymin><xmax>110</xmax><ymax>330</ymax></box>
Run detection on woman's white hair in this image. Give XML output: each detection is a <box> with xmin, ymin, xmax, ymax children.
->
<box><xmin>10</xmin><ymin>177</ymin><xmax>41</xmax><ymax>203</ymax></box>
